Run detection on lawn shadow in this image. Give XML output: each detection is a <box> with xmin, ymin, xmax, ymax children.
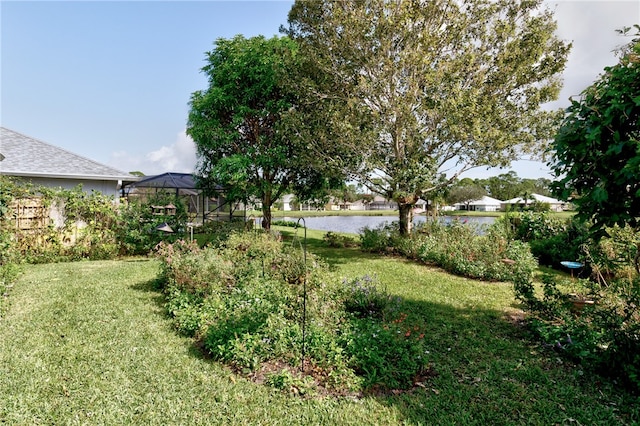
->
<box><xmin>130</xmin><ymin>278</ymin><xmax>169</xmax><ymax>315</ymax></box>
<box><xmin>366</xmin><ymin>295</ymin><xmax>638</xmax><ymax>424</ymax></box>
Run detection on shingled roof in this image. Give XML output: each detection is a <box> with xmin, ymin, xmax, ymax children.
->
<box><xmin>0</xmin><ymin>127</ymin><xmax>134</xmax><ymax>181</ymax></box>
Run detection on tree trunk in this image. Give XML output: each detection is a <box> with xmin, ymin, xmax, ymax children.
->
<box><xmin>262</xmin><ymin>192</ymin><xmax>272</xmax><ymax>230</ymax></box>
<box><xmin>262</xmin><ymin>205</ymin><xmax>272</xmax><ymax>230</ymax></box>
<box><xmin>398</xmin><ymin>203</ymin><xmax>414</xmax><ymax>236</ymax></box>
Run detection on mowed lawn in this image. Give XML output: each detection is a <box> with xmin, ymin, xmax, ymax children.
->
<box><xmin>1</xmin><ymin>240</ymin><xmax>638</xmax><ymax>424</ymax></box>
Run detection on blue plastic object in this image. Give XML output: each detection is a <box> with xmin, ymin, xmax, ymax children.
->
<box><xmin>561</xmin><ymin>261</ymin><xmax>583</xmax><ymax>269</ymax></box>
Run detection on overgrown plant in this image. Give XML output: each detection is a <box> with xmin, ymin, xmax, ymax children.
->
<box><xmin>155</xmin><ymin>231</ymin><xmax>430</xmax><ymax>393</ymax></box>
<box><xmin>342</xmin><ymin>275</ymin><xmax>396</xmax><ymax>319</ymax></box>
<box><xmin>499</xmin><ymin>212</ymin><xmax>590</xmax><ymax>269</ymax></box>
<box><xmin>116</xmin><ymin>193</ymin><xmax>188</xmax><ymax>255</ymax></box>
<box><xmin>323</xmin><ymin>231</ymin><xmax>358</xmax><ymax>248</ymax></box>
<box><xmin>1</xmin><ymin>176</ymin><xmax>191</xmax><ymax>262</ymax></box>
<box><xmin>0</xmin><ymin>178</ymin><xmax>21</xmax><ymax>316</ymax></box>
<box><xmin>514</xmin><ymin>264</ymin><xmax>640</xmax><ymax>392</ymax></box>
<box><xmin>0</xmin><ymin>179</ymin><xmax>123</xmax><ymax>262</ymax></box>
<box><xmin>361</xmin><ymin>220</ymin><xmax>538</xmax><ymax>283</ymax></box>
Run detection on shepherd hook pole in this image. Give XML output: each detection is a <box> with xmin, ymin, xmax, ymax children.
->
<box><xmin>296</xmin><ymin>217</ymin><xmax>307</xmax><ymax>372</ymax></box>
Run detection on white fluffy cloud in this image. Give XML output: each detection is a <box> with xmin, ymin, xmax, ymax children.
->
<box><xmin>545</xmin><ymin>0</ymin><xmax>639</xmax><ymax>109</ymax></box>
<box><xmin>110</xmin><ymin>130</ymin><xmax>197</xmax><ymax>176</ymax></box>
<box><xmin>462</xmin><ymin>0</ymin><xmax>639</xmax><ymax>179</ymax></box>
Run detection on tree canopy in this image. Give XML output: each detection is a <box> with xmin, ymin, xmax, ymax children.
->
<box><xmin>550</xmin><ymin>29</ymin><xmax>640</xmax><ymax>237</ymax></box>
<box><xmin>284</xmin><ymin>0</ymin><xmax>569</xmax><ymax>235</ymax></box>
<box><xmin>473</xmin><ymin>171</ymin><xmax>552</xmax><ymax>201</ymax></box>
<box><xmin>445</xmin><ymin>182</ymin><xmax>487</xmax><ymax>208</ymax></box>
<box><xmin>187</xmin><ymin>35</ymin><xmax>341</xmax><ymax>230</ymax></box>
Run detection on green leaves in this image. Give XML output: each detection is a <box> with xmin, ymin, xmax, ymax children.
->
<box><xmin>285</xmin><ymin>0</ymin><xmax>569</xmax><ymax>234</ymax></box>
<box><xmin>550</xmin><ymin>37</ymin><xmax>640</xmax><ymax>237</ymax></box>
<box><xmin>187</xmin><ymin>35</ymin><xmax>344</xmax><ymax>229</ymax></box>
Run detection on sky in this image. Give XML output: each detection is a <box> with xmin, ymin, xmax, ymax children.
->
<box><xmin>1</xmin><ymin>1</ymin><xmax>639</xmax><ymax>180</ymax></box>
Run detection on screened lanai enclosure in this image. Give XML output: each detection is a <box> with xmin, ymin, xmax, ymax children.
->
<box><xmin>122</xmin><ymin>172</ymin><xmax>249</xmax><ymax>224</ymax></box>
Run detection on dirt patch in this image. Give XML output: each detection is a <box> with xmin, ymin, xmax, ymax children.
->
<box><xmin>229</xmin><ymin>358</ymin><xmax>438</xmax><ymax>399</ymax></box>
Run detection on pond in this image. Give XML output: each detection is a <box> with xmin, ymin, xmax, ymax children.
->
<box><xmin>267</xmin><ymin>215</ymin><xmax>496</xmax><ymax>234</ymax></box>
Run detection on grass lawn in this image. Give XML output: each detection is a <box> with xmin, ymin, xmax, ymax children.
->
<box><xmin>1</xmin><ymin>230</ymin><xmax>637</xmax><ymax>424</ymax></box>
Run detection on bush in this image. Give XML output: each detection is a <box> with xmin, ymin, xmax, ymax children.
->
<box><xmin>0</xmin><ymin>177</ymin><xmax>182</xmax><ymax>261</ymax></box>
<box><xmin>586</xmin><ymin>225</ymin><xmax>640</xmax><ymax>283</ymax></box>
<box><xmin>1</xmin><ymin>178</ymin><xmax>24</xmax><ymax>315</ymax></box>
<box><xmin>154</xmin><ymin>239</ymin><xmax>226</xmax><ymax>295</ymax></box>
<box><xmin>500</xmin><ymin>212</ymin><xmax>591</xmax><ymax>269</ymax></box>
<box><xmin>195</xmin><ymin>220</ymin><xmax>246</xmax><ymax>247</ymax></box>
<box><xmin>359</xmin><ymin>222</ymin><xmax>396</xmax><ymax>253</ymax></box>
<box><xmin>156</xmin><ymin>231</ymin><xmax>430</xmax><ymax>392</ymax></box>
<box><xmin>272</xmin><ymin>219</ymin><xmax>300</xmax><ymax>228</ymax></box>
<box><xmin>342</xmin><ymin>313</ymin><xmax>428</xmax><ymax>390</ymax></box>
<box><xmin>342</xmin><ymin>275</ymin><xmax>398</xmax><ymax>319</ymax></box>
<box><xmin>359</xmin><ymin>219</ymin><xmax>539</xmax><ymax>283</ymax></box>
<box><xmin>515</xmin><ymin>267</ymin><xmax>640</xmax><ymax>393</ymax></box>
<box><xmin>323</xmin><ymin>231</ymin><xmax>358</xmax><ymax>248</ymax></box>
<box><xmin>116</xmin><ymin>194</ymin><xmax>189</xmax><ymax>255</ymax></box>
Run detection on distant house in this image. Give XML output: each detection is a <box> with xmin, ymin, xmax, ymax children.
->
<box><xmin>327</xmin><ymin>197</ymin><xmax>367</xmax><ymax>211</ymax></box>
<box><xmin>281</xmin><ymin>194</ymin><xmax>295</xmax><ymax>211</ymax></box>
<box><xmin>0</xmin><ymin>127</ymin><xmax>136</xmax><ymax>198</ymax></box>
<box><xmin>368</xmin><ymin>195</ymin><xmax>397</xmax><ymax>211</ymax></box>
<box><xmin>501</xmin><ymin>193</ymin><xmax>565</xmax><ymax>212</ymax></box>
<box><xmin>455</xmin><ymin>195</ymin><xmax>503</xmax><ymax>212</ymax></box>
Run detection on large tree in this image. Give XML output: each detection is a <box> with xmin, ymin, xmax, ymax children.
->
<box><xmin>445</xmin><ymin>182</ymin><xmax>487</xmax><ymax>209</ymax></box>
<box><xmin>474</xmin><ymin>172</ymin><xmax>552</xmax><ymax>201</ymax></box>
<box><xmin>550</xmin><ymin>30</ymin><xmax>640</xmax><ymax>237</ymax></box>
<box><xmin>285</xmin><ymin>0</ymin><xmax>569</xmax><ymax>235</ymax></box>
<box><xmin>187</xmin><ymin>35</ymin><xmax>340</xmax><ymax>230</ymax></box>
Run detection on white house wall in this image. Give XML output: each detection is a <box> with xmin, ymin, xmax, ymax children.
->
<box><xmin>18</xmin><ymin>177</ymin><xmax>121</xmax><ymax>199</ymax></box>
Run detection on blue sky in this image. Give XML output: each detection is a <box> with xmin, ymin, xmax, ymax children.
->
<box><xmin>2</xmin><ymin>1</ymin><xmax>639</xmax><ymax>179</ymax></box>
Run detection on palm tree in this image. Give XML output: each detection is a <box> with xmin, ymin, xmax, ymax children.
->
<box><xmin>521</xmin><ymin>191</ymin><xmax>534</xmax><ymax>209</ymax></box>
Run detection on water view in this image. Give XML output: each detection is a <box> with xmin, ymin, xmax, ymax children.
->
<box><xmin>268</xmin><ymin>215</ymin><xmax>496</xmax><ymax>234</ymax></box>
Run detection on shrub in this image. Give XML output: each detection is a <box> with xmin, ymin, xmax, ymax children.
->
<box><xmin>265</xmin><ymin>369</ymin><xmax>318</xmax><ymax>395</ymax></box>
<box><xmin>508</xmin><ymin>211</ymin><xmax>567</xmax><ymax>241</ymax></box>
<box><xmin>585</xmin><ymin>225</ymin><xmax>640</xmax><ymax>283</ymax></box>
<box><xmin>323</xmin><ymin>231</ymin><xmax>358</xmax><ymax>248</ymax></box>
<box><xmin>514</xmin><ymin>267</ymin><xmax>640</xmax><ymax>393</ymax></box>
<box><xmin>164</xmin><ymin>286</ymin><xmax>207</xmax><ymax>337</ymax></box>
<box><xmin>342</xmin><ymin>314</ymin><xmax>428</xmax><ymax>390</ymax></box>
<box><xmin>195</xmin><ymin>220</ymin><xmax>246</xmax><ymax>247</ymax></box>
<box><xmin>155</xmin><ymin>238</ymin><xmax>245</xmax><ymax>298</ymax></box>
<box><xmin>499</xmin><ymin>212</ymin><xmax>591</xmax><ymax>269</ymax></box>
<box><xmin>360</xmin><ymin>223</ymin><xmax>395</xmax><ymax>253</ymax></box>
<box><xmin>342</xmin><ymin>275</ymin><xmax>397</xmax><ymax>319</ymax></box>
<box><xmin>407</xmin><ymin>220</ymin><xmax>538</xmax><ymax>283</ymax></box>
<box><xmin>272</xmin><ymin>219</ymin><xmax>300</xmax><ymax>228</ymax></box>
<box><xmin>157</xmin><ymin>231</ymin><xmax>430</xmax><ymax>392</ymax></box>
<box><xmin>115</xmin><ymin>194</ymin><xmax>189</xmax><ymax>255</ymax></box>
<box><xmin>0</xmin><ymin>177</ymin><xmax>173</xmax><ymax>262</ymax></box>
<box><xmin>0</xmin><ymin>178</ymin><xmax>24</xmax><ymax>316</ymax></box>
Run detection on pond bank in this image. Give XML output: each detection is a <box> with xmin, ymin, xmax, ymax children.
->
<box><xmin>261</xmin><ymin>215</ymin><xmax>497</xmax><ymax>234</ymax></box>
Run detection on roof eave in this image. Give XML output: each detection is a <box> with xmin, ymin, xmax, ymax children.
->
<box><xmin>1</xmin><ymin>171</ymin><xmax>139</xmax><ymax>182</ymax></box>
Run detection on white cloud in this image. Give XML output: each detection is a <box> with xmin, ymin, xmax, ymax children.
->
<box><xmin>109</xmin><ymin>130</ymin><xmax>197</xmax><ymax>176</ymax></box>
<box><xmin>463</xmin><ymin>1</ymin><xmax>639</xmax><ymax>179</ymax></box>
<box><xmin>545</xmin><ymin>0</ymin><xmax>640</xmax><ymax>109</ymax></box>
